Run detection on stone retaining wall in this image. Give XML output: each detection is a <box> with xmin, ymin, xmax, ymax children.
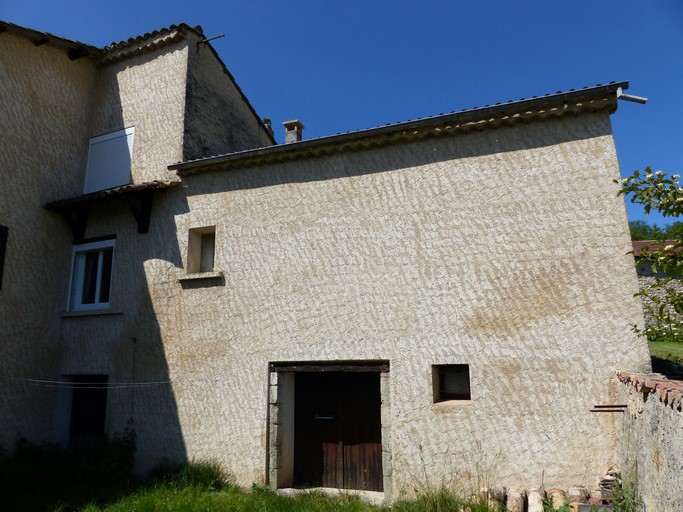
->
<box><xmin>636</xmin><ymin>273</ymin><xmax>683</xmax><ymax>331</ymax></box>
<box><xmin>616</xmin><ymin>372</ymin><xmax>683</xmax><ymax>511</ymax></box>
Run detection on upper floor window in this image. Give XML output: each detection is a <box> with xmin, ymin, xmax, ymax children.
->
<box><xmin>84</xmin><ymin>128</ymin><xmax>134</xmax><ymax>194</ymax></box>
<box><xmin>68</xmin><ymin>238</ymin><xmax>115</xmax><ymax>311</ymax></box>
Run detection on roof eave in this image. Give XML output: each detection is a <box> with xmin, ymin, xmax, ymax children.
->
<box><xmin>171</xmin><ymin>81</ymin><xmax>628</xmax><ymax>176</ymax></box>
<box><xmin>0</xmin><ymin>20</ymin><xmax>101</xmax><ymax>59</ymax></box>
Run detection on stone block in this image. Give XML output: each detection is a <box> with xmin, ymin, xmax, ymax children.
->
<box><xmin>547</xmin><ymin>488</ymin><xmax>567</xmax><ymax>509</ymax></box>
<box><xmin>528</xmin><ymin>488</ymin><xmax>546</xmax><ymax>512</ymax></box>
<box><xmin>506</xmin><ymin>487</ymin><xmax>526</xmax><ymax>512</ymax></box>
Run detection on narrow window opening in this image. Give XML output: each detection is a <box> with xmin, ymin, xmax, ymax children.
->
<box><xmin>432</xmin><ymin>364</ymin><xmax>471</xmax><ymax>402</ymax></box>
<box><xmin>188</xmin><ymin>227</ymin><xmax>216</xmax><ymax>273</ymax></box>
<box><xmin>200</xmin><ymin>232</ymin><xmax>215</xmax><ymax>272</ymax></box>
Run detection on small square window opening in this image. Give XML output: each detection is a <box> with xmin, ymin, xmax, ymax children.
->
<box><xmin>188</xmin><ymin>227</ymin><xmax>216</xmax><ymax>273</ymax></box>
<box><xmin>68</xmin><ymin>239</ymin><xmax>115</xmax><ymax>311</ymax></box>
<box><xmin>432</xmin><ymin>364</ymin><xmax>471</xmax><ymax>403</ymax></box>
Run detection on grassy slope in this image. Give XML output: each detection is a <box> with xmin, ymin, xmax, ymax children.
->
<box><xmin>75</xmin><ymin>485</ymin><xmax>502</xmax><ymax>512</ymax></box>
<box><xmin>82</xmin><ymin>486</ymin><xmax>384</xmax><ymax>512</ymax></box>
<box><xmin>649</xmin><ymin>341</ymin><xmax>683</xmax><ymax>365</ymax></box>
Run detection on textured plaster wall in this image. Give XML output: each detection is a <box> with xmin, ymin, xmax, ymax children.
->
<box><xmin>88</xmin><ymin>41</ymin><xmax>189</xmax><ymax>185</ymax></box>
<box><xmin>0</xmin><ymin>33</ymin><xmax>96</xmax><ymax>448</ymax></box>
<box><xmin>146</xmin><ymin>112</ymin><xmax>651</xmax><ymax>490</ymax></box>
<box><xmin>183</xmin><ymin>37</ymin><xmax>273</xmax><ymax>160</ymax></box>
<box><xmin>616</xmin><ymin>374</ymin><xmax>683</xmax><ymax>512</ymax></box>
<box><xmin>45</xmin><ymin>33</ymin><xmax>281</xmax><ymax>470</ymax></box>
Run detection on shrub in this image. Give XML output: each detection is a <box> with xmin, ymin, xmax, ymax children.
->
<box><xmin>0</xmin><ymin>429</ymin><xmax>136</xmax><ymax>511</ymax></box>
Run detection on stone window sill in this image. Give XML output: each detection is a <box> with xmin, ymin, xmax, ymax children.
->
<box><xmin>177</xmin><ymin>270</ymin><xmax>224</xmax><ymax>282</ymax></box>
<box><xmin>432</xmin><ymin>399</ymin><xmax>472</xmax><ymax>411</ymax></box>
<box><xmin>61</xmin><ymin>309</ymin><xmax>123</xmax><ymax>318</ymax></box>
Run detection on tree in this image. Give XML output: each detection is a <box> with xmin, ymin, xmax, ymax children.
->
<box><xmin>619</xmin><ymin>167</ymin><xmax>683</xmax><ymax>342</ymax></box>
<box><xmin>628</xmin><ymin>220</ymin><xmax>664</xmax><ymax>241</ymax></box>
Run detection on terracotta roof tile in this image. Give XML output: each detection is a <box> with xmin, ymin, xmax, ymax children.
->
<box><xmin>44</xmin><ymin>180</ymin><xmax>181</xmax><ymax>210</ymax></box>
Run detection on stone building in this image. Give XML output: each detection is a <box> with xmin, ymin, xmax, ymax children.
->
<box><xmin>1</xmin><ymin>20</ymin><xmax>651</xmax><ymax>502</ymax></box>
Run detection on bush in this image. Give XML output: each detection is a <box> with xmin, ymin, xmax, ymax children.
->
<box><xmin>0</xmin><ymin>429</ymin><xmax>136</xmax><ymax>511</ymax></box>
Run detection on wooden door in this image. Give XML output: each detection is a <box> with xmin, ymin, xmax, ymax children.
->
<box><xmin>293</xmin><ymin>371</ymin><xmax>383</xmax><ymax>491</ymax></box>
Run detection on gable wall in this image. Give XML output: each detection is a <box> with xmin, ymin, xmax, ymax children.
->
<box><xmin>183</xmin><ymin>37</ymin><xmax>274</xmax><ymax>160</ymax></box>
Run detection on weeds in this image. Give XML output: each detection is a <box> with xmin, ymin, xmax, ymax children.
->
<box><xmin>610</xmin><ymin>483</ymin><xmax>641</xmax><ymax>512</ymax></box>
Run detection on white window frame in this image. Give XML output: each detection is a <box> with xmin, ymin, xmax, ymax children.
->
<box><xmin>68</xmin><ymin>239</ymin><xmax>116</xmax><ymax>311</ymax></box>
<box><xmin>83</xmin><ymin>127</ymin><xmax>135</xmax><ymax>194</ymax></box>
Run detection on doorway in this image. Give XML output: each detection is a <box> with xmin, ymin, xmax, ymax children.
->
<box><xmin>69</xmin><ymin>375</ymin><xmax>108</xmax><ymax>446</ymax></box>
<box><xmin>293</xmin><ymin>371</ymin><xmax>383</xmax><ymax>491</ymax></box>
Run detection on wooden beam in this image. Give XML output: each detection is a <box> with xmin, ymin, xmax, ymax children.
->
<box><xmin>126</xmin><ymin>190</ymin><xmax>154</xmax><ymax>234</ymax></box>
<box><xmin>33</xmin><ymin>37</ymin><xmax>50</xmax><ymax>46</ymax></box>
<box><xmin>62</xmin><ymin>206</ymin><xmax>89</xmax><ymax>242</ymax></box>
<box><xmin>270</xmin><ymin>361</ymin><xmax>390</xmax><ymax>373</ymax></box>
<box><xmin>68</xmin><ymin>46</ymin><xmax>89</xmax><ymax>60</ymax></box>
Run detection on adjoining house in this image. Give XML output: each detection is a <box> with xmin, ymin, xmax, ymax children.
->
<box><xmin>0</xmin><ymin>20</ymin><xmax>651</xmax><ymax>502</ymax></box>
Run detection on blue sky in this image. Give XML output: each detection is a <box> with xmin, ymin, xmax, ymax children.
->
<box><xmin>3</xmin><ymin>0</ymin><xmax>682</xmax><ymax>225</ymax></box>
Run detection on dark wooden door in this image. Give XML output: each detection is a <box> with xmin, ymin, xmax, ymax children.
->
<box><xmin>293</xmin><ymin>371</ymin><xmax>383</xmax><ymax>491</ymax></box>
<box><xmin>69</xmin><ymin>375</ymin><xmax>108</xmax><ymax>446</ymax></box>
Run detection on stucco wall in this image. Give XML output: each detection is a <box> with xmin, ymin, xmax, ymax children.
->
<box><xmin>57</xmin><ymin>192</ymin><xmax>189</xmax><ymax>466</ymax></box>
<box><xmin>616</xmin><ymin>373</ymin><xmax>683</xmax><ymax>512</ymax></box>
<box><xmin>137</xmin><ymin>111</ymin><xmax>650</xmax><ymax>491</ymax></box>
<box><xmin>183</xmin><ymin>36</ymin><xmax>273</xmax><ymax>160</ymax></box>
<box><xmin>0</xmin><ymin>32</ymin><xmax>96</xmax><ymax>448</ymax></box>
<box><xmin>88</xmin><ymin>41</ymin><xmax>189</xmax><ymax>186</ymax></box>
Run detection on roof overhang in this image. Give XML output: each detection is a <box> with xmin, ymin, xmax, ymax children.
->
<box><xmin>0</xmin><ymin>20</ymin><xmax>100</xmax><ymax>60</ymax></box>
<box><xmin>44</xmin><ymin>180</ymin><xmax>181</xmax><ymax>240</ymax></box>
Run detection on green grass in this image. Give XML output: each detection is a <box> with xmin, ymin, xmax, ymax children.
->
<box><xmin>649</xmin><ymin>340</ymin><xmax>683</xmax><ymax>365</ymax></box>
<box><xmin>45</xmin><ymin>475</ymin><xmax>501</xmax><ymax>512</ymax></box>
<box><xmin>83</xmin><ymin>484</ymin><xmax>388</xmax><ymax>512</ymax></box>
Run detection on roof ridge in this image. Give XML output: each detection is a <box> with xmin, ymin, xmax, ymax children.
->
<box><xmin>102</xmin><ymin>23</ymin><xmax>202</xmax><ymax>52</ymax></box>
<box><xmin>96</xmin><ymin>23</ymin><xmax>204</xmax><ymax>66</ymax></box>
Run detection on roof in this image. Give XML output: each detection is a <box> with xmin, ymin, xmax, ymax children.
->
<box><xmin>0</xmin><ymin>20</ymin><xmax>203</xmax><ymax>64</ymax></box>
<box><xmin>97</xmin><ymin>23</ymin><xmax>202</xmax><ymax>65</ymax></box>
<box><xmin>632</xmin><ymin>240</ymin><xmax>682</xmax><ymax>257</ymax></box>
<box><xmin>1</xmin><ymin>20</ymin><xmax>275</xmax><ymax>146</ymax></box>
<box><xmin>44</xmin><ymin>180</ymin><xmax>181</xmax><ymax>210</ymax></box>
<box><xmin>0</xmin><ymin>20</ymin><xmax>100</xmax><ymax>60</ymax></box>
<box><xmin>171</xmin><ymin>81</ymin><xmax>629</xmax><ymax>176</ymax></box>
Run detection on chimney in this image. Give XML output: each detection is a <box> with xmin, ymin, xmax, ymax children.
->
<box><xmin>283</xmin><ymin>120</ymin><xmax>304</xmax><ymax>143</ymax></box>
